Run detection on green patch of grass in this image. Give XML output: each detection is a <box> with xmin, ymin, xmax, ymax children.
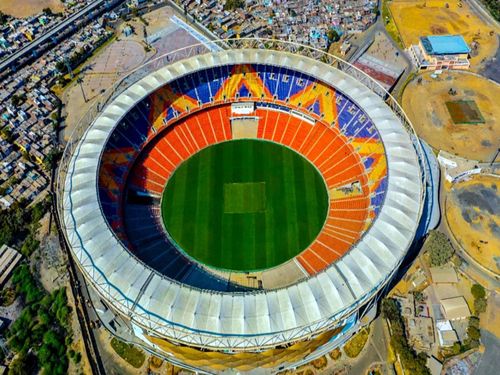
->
<box><xmin>110</xmin><ymin>338</ymin><xmax>145</xmax><ymax>368</ymax></box>
<box><xmin>161</xmin><ymin>139</ymin><xmax>329</xmax><ymax>271</ymax></box>
<box><xmin>344</xmin><ymin>327</ymin><xmax>370</xmax><ymax>358</ymax></box>
<box><xmin>224</xmin><ymin>182</ymin><xmax>266</xmax><ymax>213</ymax></box>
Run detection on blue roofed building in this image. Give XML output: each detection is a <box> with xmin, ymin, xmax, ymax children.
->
<box><xmin>409</xmin><ymin>35</ymin><xmax>470</xmax><ymax>70</ymax></box>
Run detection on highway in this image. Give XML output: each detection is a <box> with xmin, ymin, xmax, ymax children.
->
<box><xmin>0</xmin><ymin>0</ymin><xmax>125</xmax><ymax>74</ymax></box>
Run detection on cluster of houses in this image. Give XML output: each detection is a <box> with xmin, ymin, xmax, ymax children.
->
<box><xmin>0</xmin><ymin>1</ymin><xmax>94</xmax><ymax>60</ymax></box>
<box><xmin>180</xmin><ymin>0</ymin><xmax>377</xmax><ymax>49</ymax></box>
<box><xmin>0</xmin><ymin>12</ymin><xmax>113</xmax><ymax>209</ymax></box>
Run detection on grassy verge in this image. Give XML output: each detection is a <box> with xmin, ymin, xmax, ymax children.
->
<box><xmin>110</xmin><ymin>338</ymin><xmax>145</xmax><ymax>368</ymax></box>
<box><xmin>344</xmin><ymin>327</ymin><xmax>370</xmax><ymax>358</ymax></box>
<box><xmin>397</xmin><ymin>71</ymin><xmax>416</xmax><ymax>104</ymax></box>
<box><xmin>381</xmin><ymin>0</ymin><xmax>404</xmax><ymax>49</ymax></box>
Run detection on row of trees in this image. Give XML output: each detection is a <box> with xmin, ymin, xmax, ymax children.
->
<box><xmin>7</xmin><ymin>264</ymin><xmax>75</xmax><ymax>375</ymax></box>
<box><xmin>382</xmin><ymin>298</ymin><xmax>431</xmax><ymax>375</ymax></box>
<box><xmin>471</xmin><ymin>283</ymin><xmax>487</xmax><ymax>314</ymax></box>
<box><xmin>481</xmin><ymin>0</ymin><xmax>500</xmax><ymax>21</ymax></box>
<box><xmin>0</xmin><ymin>196</ymin><xmax>50</xmax><ymax>255</ymax></box>
<box><xmin>55</xmin><ymin>34</ymin><xmax>112</xmax><ymax>76</ymax></box>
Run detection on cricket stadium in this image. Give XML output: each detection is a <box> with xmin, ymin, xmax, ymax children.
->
<box><xmin>57</xmin><ymin>40</ymin><xmax>428</xmax><ymax>373</ymax></box>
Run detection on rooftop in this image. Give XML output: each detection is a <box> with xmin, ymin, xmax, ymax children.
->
<box><xmin>440</xmin><ymin>297</ymin><xmax>471</xmax><ymax>320</ymax></box>
<box><xmin>429</xmin><ymin>266</ymin><xmax>458</xmax><ymax>283</ymax></box>
<box><xmin>420</xmin><ymin>35</ymin><xmax>470</xmax><ymax>55</ymax></box>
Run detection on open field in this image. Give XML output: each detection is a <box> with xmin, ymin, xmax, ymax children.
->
<box><xmin>402</xmin><ymin>71</ymin><xmax>500</xmax><ymax>161</ymax></box>
<box><xmin>389</xmin><ymin>0</ymin><xmax>499</xmax><ymax>71</ymax></box>
<box><xmin>446</xmin><ymin>174</ymin><xmax>500</xmax><ymax>276</ymax></box>
<box><xmin>0</xmin><ymin>0</ymin><xmax>64</xmax><ymax>18</ymax></box>
<box><xmin>60</xmin><ymin>6</ymin><xmax>203</xmax><ymax>141</ymax></box>
<box><xmin>161</xmin><ymin>139</ymin><xmax>329</xmax><ymax>271</ymax></box>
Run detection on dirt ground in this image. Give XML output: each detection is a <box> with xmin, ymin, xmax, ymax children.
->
<box><xmin>59</xmin><ymin>5</ymin><xmax>201</xmax><ymax>141</ymax></box>
<box><xmin>481</xmin><ymin>291</ymin><xmax>500</xmax><ymax>337</ymax></box>
<box><xmin>61</xmin><ymin>35</ymin><xmax>150</xmax><ymax>140</ymax></box>
<box><xmin>402</xmin><ymin>71</ymin><xmax>500</xmax><ymax>161</ymax></box>
<box><xmin>389</xmin><ymin>0</ymin><xmax>499</xmax><ymax>71</ymax></box>
<box><xmin>0</xmin><ymin>0</ymin><xmax>65</xmax><ymax>18</ymax></box>
<box><xmin>445</xmin><ymin>174</ymin><xmax>500</xmax><ymax>276</ymax></box>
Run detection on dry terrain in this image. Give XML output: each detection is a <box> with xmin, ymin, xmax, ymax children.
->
<box><xmin>445</xmin><ymin>174</ymin><xmax>500</xmax><ymax>276</ymax></box>
<box><xmin>389</xmin><ymin>0</ymin><xmax>499</xmax><ymax>71</ymax></box>
<box><xmin>402</xmin><ymin>71</ymin><xmax>500</xmax><ymax>161</ymax></box>
<box><xmin>0</xmin><ymin>0</ymin><xmax>65</xmax><ymax>18</ymax></box>
<box><xmin>59</xmin><ymin>5</ymin><xmax>201</xmax><ymax>140</ymax></box>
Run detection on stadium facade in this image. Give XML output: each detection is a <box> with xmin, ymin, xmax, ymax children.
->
<box><xmin>58</xmin><ymin>40</ymin><xmax>428</xmax><ymax>373</ymax></box>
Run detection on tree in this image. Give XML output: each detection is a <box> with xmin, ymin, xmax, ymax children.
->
<box><xmin>0</xmin><ymin>11</ymin><xmax>7</xmax><ymax>25</ymax></box>
<box><xmin>224</xmin><ymin>0</ymin><xmax>245</xmax><ymax>11</ymax></box>
<box><xmin>426</xmin><ymin>230</ymin><xmax>454</xmax><ymax>266</ymax></box>
<box><xmin>327</xmin><ymin>29</ymin><xmax>340</xmax><ymax>43</ymax></box>
<box><xmin>43</xmin><ymin>148</ymin><xmax>62</xmax><ymax>171</ymax></box>
<box><xmin>11</xmin><ymin>94</ymin><xmax>25</xmax><ymax>107</ymax></box>
<box><xmin>471</xmin><ymin>284</ymin><xmax>486</xmax><ymax>300</ymax></box>
<box><xmin>382</xmin><ymin>298</ymin><xmax>400</xmax><ymax>321</ymax></box>
<box><xmin>8</xmin><ymin>351</ymin><xmax>35</xmax><ymax>375</ymax></box>
<box><xmin>0</xmin><ymin>127</ymin><xmax>13</xmax><ymax>142</ymax></box>
<box><xmin>474</xmin><ymin>298</ymin><xmax>487</xmax><ymax>314</ymax></box>
<box><xmin>20</xmin><ymin>234</ymin><xmax>40</xmax><ymax>257</ymax></box>
<box><xmin>451</xmin><ymin>342</ymin><xmax>461</xmax><ymax>355</ymax></box>
<box><xmin>467</xmin><ymin>325</ymin><xmax>481</xmax><ymax>341</ymax></box>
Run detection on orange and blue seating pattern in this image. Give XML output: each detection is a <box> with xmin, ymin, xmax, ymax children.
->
<box><xmin>97</xmin><ymin>64</ymin><xmax>388</xmax><ymax>280</ymax></box>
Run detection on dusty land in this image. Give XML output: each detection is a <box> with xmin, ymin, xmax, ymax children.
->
<box><xmin>59</xmin><ymin>5</ymin><xmax>201</xmax><ymax>141</ymax></box>
<box><xmin>389</xmin><ymin>0</ymin><xmax>499</xmax><ymax>72</ymax></box>
<box><xmin>402</xmin><ymin>71</ymin><xmax>500</xmax><ymax>161</ymax></box>
<box><xmin>0</xmin><ymin>0</ymin><xmax>65</xmax><ymax>18</ymax></box>
<box><xmin>446</xmin><ymin>174</ymin><xmax>500</xmax><ymax>276</ymax></box>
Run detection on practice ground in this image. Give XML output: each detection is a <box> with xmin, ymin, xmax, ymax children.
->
<box><xmin>445</xmin><ymin>174</ymin><xmax>499</xmax><ymax>276</ymax></box>
<box><xmin>0</xmin><ymin>0</ymin><xmax>64</xmax><ymax>18</ymax></box>
<box><xmin>161</xmin><ymin>139</ymin><xmax>329</xmax><ymax>271</ymax></box>
<box><xmin>389</xmin><ymin>0</ymin><xmax>499</xmax><ymax>71</ymax></box>
<box><xmin>402</xmin><ymin>71</ymin><xmax>500</xmax><ymax>161</ymax></box>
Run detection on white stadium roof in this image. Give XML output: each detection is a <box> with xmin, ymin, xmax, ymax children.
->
<box><xmin>61</xmin><ymin>47</ymin><xmax>424</xmax><ymax>349</ymax></box>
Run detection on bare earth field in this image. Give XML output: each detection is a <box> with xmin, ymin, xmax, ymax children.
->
<box><xmin>402</xmin><ymin>71</ymin><xmax>500</xmax><ymax>161</ymax></box>
<box><xmin>389</xmin><ymin>0</ymin><xmax>499</xmax><ymax>71</ymax></box>
<box><xmin>61</xmin><ymin>38</ymin><xmax>149</xmax><ymax>138</ymax></box>
<box><xmin>446</xmin><ymin>174</ymin><xmax>500</xmax><ymax>276</ymax></box>
<box><xmin>60</xmin><ymin>6</ymin><xmax>203</xmax><ymax>141</ymax></box>
<box><xmin>0</xmin><ymin>0</ymin><xmax>65</xmax><ymax>18</ymax></box>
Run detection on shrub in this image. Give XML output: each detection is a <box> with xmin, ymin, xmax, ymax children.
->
<box><xmin>474</xmin><ymin>298</ymin><xmax>487</xmax><ymax>314</ymax></box>
<box><xmin>471</xmin><ymin>284</ymin><xmax>486</xmax><ymax>300</ymax></box>
<box><xmin>425</xmin><ymin>230</ymin><xmax>454</xmax><ymax>266</ymax></box>
<box><xmin>344</xmin><ymin>328</ymin><xmax>370</xmax><ymax>358</ymax></box>
<box><xmin>110</xmin><ymin>338</ymin><xmax>145</xmax><ymax>368</ymax></box>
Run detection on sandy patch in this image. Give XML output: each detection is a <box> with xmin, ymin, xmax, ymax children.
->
<box><xmin>389</xmin><ymin>0</ymin><xmax>499</xmax><ymax>71</ymax></box>
<box><xmin>446</xmin><ymin>174</ymin><xmax>500</xmax><ymax>276</ymax></box>
<box><xmin>402</xmin><ymin>71</ymin><xmax>500</xmax><ymax>161</ymax></box>
<box><xmin>0</xmin><ymin>0</ymin><xmax>65</xmax><ymax>18</ymax></box>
